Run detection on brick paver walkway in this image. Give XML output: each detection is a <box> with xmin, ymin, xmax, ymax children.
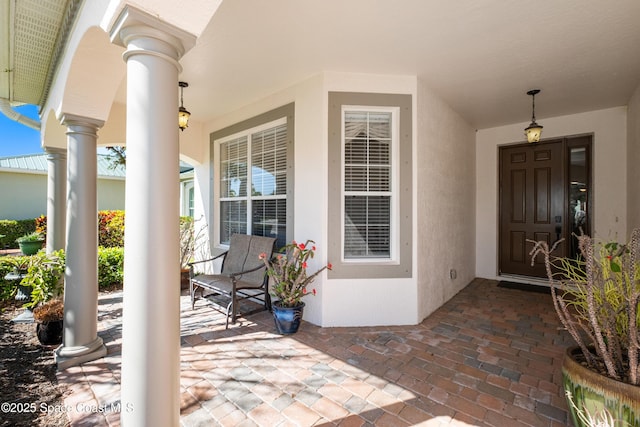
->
<box><xmin>56</xmin><ymin>278</ymin><xmax>573</xmax><ymax>426</ymax></box>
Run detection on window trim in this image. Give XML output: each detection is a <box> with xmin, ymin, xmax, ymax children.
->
<box><xmin>210</xmin><ymin>103</ymin><xmax>294</xmax><ymax>248</ymax></box>
<box><xmin>328</xmin><ymin>92</ymin><xmax>412</xmax><ymax>279</ymax></box>
<box><xmin>340</xmin><ymin>105</ymin><xmax>400</xmax><ymax>263</ymax></box>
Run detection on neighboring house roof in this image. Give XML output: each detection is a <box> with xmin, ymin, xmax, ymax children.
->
<box><xmin>0</xmin><ymin>153</ymin><xmax>126</xmax><ymax>179</ymax></box>
<box><xmin>0</xmin><ymin>153</ymin><xmax>194</xmax><ymax>179</ymax></box>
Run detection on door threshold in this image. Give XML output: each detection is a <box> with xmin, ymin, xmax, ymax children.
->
<box><xmin>497</xmin><ymin>275</ymin><xmax>550</xmax><ymax>294</ymax></box>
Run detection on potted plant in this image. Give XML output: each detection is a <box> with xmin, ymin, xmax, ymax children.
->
<box><xmin>0</xmin><ymin>255</ymin><xmax>37</xmax><ymax>305</ymax></box>
<box><xmin>18</xmin><ymin>251</ymin><xmax>64</xmax><ymax>308</ymax></box>
<box><xmin>260</xmin><ymin>240</ymin><xmax>331</xmax><ymax>334</ymax></box>
<box><xmin>1</xmin><ymin>255</ymin><xmax>32</xmax><ymax>276</ymax></box>
<box><xmin>15</xmin><ymin>232</ymin><xmax>44</xmax><ymax>255</ymax></box>
<box><xmin>530</xmin><ymin>230</ymin><xmax>640</xmax><ymax>427</ymax></box>
<box><xmin>179</xmin><ymin>217</ymin><xmax>207</xmax><ymax>290</ymax></box>
<box><xmin>32</xmin><ymin>298</ymin><xmax>63</xmax><ymax>345</ymax></box>
<box><xmin>180</xmin><ymin>217</ymin><xmax>195</xmax><ymax>290</ymax></box>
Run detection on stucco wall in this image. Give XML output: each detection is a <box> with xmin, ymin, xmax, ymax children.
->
<box><xmin>0</xmin><ymin>171</ymin><xmax>125</xmax><ymax>220</ymax></box>
<box><xmin>475</xmin><ymin>106</ymin><xmax>628</xmax><ymax>280</ymax></box>
<box><xmin>627</xmin><ymin>84</ymin><xmax>640</xmax><ymax>232</ymax></box>
<box><xmin>98</xmin><ymin>179</ymin><xmax>126</xmax><ymax>211</ymax></box>
<box><xmin>416</xmin><ymin>81</ymin><xmax>476</xmax><ymax>321</ymax></box>
<box><xmin>201</xmin><ymin>72</ymin><xmax>422</xmax><ymax>327</ymax></box>
<box><xmin>0</xmin><ymin>172</ymin><xmax>47</xmax><ymax>219</ymax></box>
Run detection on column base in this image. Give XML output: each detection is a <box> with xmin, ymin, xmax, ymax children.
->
<box><xmin>55</xmin><ymin>337</ymin><xmax>107</xmax><ymax>370</ymax></box>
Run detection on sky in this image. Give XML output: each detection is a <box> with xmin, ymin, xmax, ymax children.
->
<box><xmin>0</xmin><ymin>104</ymin><xmax>44</xmax><ymax>158</ymax></box>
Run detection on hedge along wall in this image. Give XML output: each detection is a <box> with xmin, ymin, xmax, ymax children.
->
<box><xmin>0</xmin><ymin>219</ymin><xmax>37</xmax><ymax>249</ymax></box>
<box><xmin>0</xmin><ymin>246</ymin><xmax>125</xmax><ymax>302</ymax></box>
<box><xmin>28</xmin><ymin>211</ymin><xmax>126</xmax><ymax>248</ymax></box>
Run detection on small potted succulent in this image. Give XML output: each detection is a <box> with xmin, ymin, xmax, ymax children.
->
<box><xmin>33</xmin><ymin>298</ymin><xmax>63</xmax><ymax>345</ymax></box>
<box><xmin>15</xmin><ymin>232</ymin><xmax>45</xmax><ymax>255</ymax></box>
<box><xmin>259</xmin><ymin>240</ymin><xmax>331</xmax><ymax>334</ymax></box>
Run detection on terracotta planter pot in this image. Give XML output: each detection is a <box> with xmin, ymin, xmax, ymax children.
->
<box><xmin>562</xmin><ymin>346</ymin><xmax>640</xmax><ymax>427</ymax></box>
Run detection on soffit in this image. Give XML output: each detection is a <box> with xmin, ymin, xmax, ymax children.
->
<box><xmin>0</xmin><ymin>0</ymin><xmax>73</xmax><ymax>107</ymax></box>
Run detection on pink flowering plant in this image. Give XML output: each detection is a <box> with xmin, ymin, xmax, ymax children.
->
<box><xmin>259</xmin><ymin>239</ymin><xmax>332</xmax><ymax>308</ymax></box>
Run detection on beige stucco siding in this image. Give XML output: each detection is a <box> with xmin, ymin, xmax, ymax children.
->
<box><xmin>0</xmin><ymin>171</ymin><xmax>125</xmax><ymax>220</ymax></box>
<box><xmin>416</xmin><ymin>80</ymin><xmax>476</xmax><ymax>322</ymax></box>
<box><xmin>0</xmin><ymin>172</ymin><xmax>48</xmax><ymax>219</ymax></box>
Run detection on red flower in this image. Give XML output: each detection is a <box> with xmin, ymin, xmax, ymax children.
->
<box><xmin>303</xmin><ymin>288</ymin><xmax>307</xmax><ymax>294</ymax></box>
<box><xmin>259</xmin><ymin>252</ymin><xmax>267</xmax><ymax>260</ymax></box>
<box><xmin>302</xmin><ymin>262</ymin><xmax>308</xmax><ymax>269</ymax></box>
<box><xmin>327</xmin><ymin>263</ymin><xmax>333</xmax><ymax>270</ymax></box>
<box><xmin>312</xmin><ymin>288</ymin><xmax>317</xmax><ymax>296</ymax></box>
<box><xmin>312</xmin><ymin>246</ymin><xmax>316</xmax><ymax>251</ymax></box>
<box><xmin>299</xmin><ymin>243</ymin><xmax>306</xmax><ymax>250</ymax></box>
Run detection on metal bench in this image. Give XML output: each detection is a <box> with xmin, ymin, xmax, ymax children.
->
<box><xmin>189</xmin><ymin>234</ymin><xmax>275</xmax><ymax>328</ymax></box>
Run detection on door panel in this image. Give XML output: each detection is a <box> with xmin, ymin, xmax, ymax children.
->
<box><xmin>499</xmin><ymin>140</ymin><xmax>564</xmax><ymax>278</ymax></box>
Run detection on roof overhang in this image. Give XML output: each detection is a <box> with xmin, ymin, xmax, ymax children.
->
<box><xmin>0</xmin><ymin>0</ymin><xmax>81</xmax><ymax>109</ymax></box>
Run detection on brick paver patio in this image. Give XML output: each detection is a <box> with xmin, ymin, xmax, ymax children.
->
<box><xmin>56</xmin><ymin>278</ymin><xmax>573</xmax><ymax>426</ymax></box>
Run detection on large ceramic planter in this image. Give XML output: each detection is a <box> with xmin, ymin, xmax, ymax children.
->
<box><xmin>272</xmin><ymin>302</ymin><xmax>305</xmax><ymax>334</ymax></box>
<box><xmin>36</xmin><ymin>320</ymin><xmax>63</xmax><ymax>345</ymax></box>
<box><xmin>18</xmin><ymin>240</ymin><xmax>43</xmax><ymax>255</ymax></box>
<box><xmin>562</xmin><ymin>346</ymin><xmax>640</xmax><ymax>427</ymax></box>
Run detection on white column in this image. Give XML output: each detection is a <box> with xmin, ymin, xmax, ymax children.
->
<box><xmin>55</xmin><ymin>114</ymin><xmax>107</xmax><ymax>370</ymax></box>
<box><xmin>45</xmin><ymin>148</ymin><xmax>66</xmax><ymax>253</ymax></box>
<box><xmin>111</xmin><ymin>7</ymin><xmax>195</xmax><ymax>426</ymax></box>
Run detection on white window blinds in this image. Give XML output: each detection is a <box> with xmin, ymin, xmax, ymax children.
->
<box><xmin>219</xmin><ymin>122</ymin><xmax>288</xmax><ymax>248</ymax></box>
<box><xmin>343</xmin><ymin>111</ymin><xmax>393</xmax><ymax>259</ymax></box>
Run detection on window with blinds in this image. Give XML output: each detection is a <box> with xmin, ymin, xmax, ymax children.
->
<box><xmin>343</xmin><ymin>110</ymin><xmax>393</xmax><ymax>259</ymax></box>
<box><xmin>219</xmin><ymin>120</ymin><xmax>288</xmax><ymax>248</ymax></box>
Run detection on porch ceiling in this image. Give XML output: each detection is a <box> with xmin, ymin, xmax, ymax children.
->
<box><xmin>3</xmin><ymin>1</ymin><xmax>640</xmax><ymax>131</ymax></box>
<box><xmin>178</xmin><ymin>0</ymin><xmax>640</xmax><ymax>130</ymax></box>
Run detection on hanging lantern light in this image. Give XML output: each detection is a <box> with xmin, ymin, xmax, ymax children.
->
<box><xmin>524</xmin><ymin>89</ymin><xmax>543</xmax><ymax>143</ymax></box>
<box><xmin>178</xmin><ymin>81</ymin><xmax>190</xmax><ymax>131</ymax></box>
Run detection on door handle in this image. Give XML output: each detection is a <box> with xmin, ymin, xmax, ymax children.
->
<box><xmin>554</xmin><ymin>216</ymin><xmax>562</xmax><ymax>245</ymax></box>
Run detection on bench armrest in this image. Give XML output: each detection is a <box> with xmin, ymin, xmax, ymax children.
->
<box><xmin>188</xmin><ymin>251</ymin><xmax>227</xmax><ymax>268</ymax></box>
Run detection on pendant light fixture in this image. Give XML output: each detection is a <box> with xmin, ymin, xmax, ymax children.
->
<box><xmin>178</xmin><ymin>81</ymin><xmax>190</xmax><ymax>131</ymax></box>
<box><xmin>524</xmin><ymin>89</ymin><xmax>543</xmax><ymax>143</ymax></box>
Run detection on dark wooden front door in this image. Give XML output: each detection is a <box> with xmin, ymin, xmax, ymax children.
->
<box><xmin>499</xmin><ymin>140</ymin><xmax>565</xmax><ymax>278</ymax></box>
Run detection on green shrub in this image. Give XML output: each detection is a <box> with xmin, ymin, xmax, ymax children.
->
<box><xmin>0</xmin><ymin>259</ymin><xmax>17</xmax><ymax>302</ymax></box>
<box><xmin>0</xmin><ymin>219</ymin><xmax>37</xmax><ymax>249</ymax></box>
<box><xmin>99</xmin><ymin>210</ymin><xmax>125</xmax><ymax>247</ymax></box>
<box><xmin>98</xmin><ymin>246</ymin><xmax>124</xmax><ymax>290</ymax></box>
<box><xmin>16</xmin><ymin>231</ymin><xmax>45</xmax><ymax>243</ymax></box>
<box><xmin>19</xmin><ymin>250</ymin><xmax>65</xmax><ymax>307</ymax></box>
<box><xmin>0</xmin><ymin>246</ymin><xmax>125</xmax><ymax>304</ymax></box>
<box><xmin>26</xmin><ymin>211</ymin><xmax>126</xmax><ymax>248</ymax></box>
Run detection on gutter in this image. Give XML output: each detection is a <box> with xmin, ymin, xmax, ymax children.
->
<box><xmin>0</xmin><ymin>98</ymin><xmax>40</xmax><ymax>130</ymax></box>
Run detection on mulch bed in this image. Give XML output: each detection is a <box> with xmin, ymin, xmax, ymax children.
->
<box><xmin>0</xmin><ymin>301</ymin><xmax>69</xmax><ymax>427</ymax></box>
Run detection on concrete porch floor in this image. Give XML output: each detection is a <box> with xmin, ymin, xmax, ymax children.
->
<box><xmin>56</xmin><ymin>278</ymin><xmax>573</xmax><ymax>426</ymax></box>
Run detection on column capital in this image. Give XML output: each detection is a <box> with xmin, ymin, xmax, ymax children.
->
<box><xmin>45</xmin><ymin>147</ymin><xmax>67</xmax><ymax>160</ymax></box>
<box><xmin>110</xmin><ymin>5</ymin><xmax>196</xmax><ymax>59</ymax></box>
<box><xmin>59</xmin><ymin>113</ymin><xmax>105</xmax><ymax>129</ymax></box>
